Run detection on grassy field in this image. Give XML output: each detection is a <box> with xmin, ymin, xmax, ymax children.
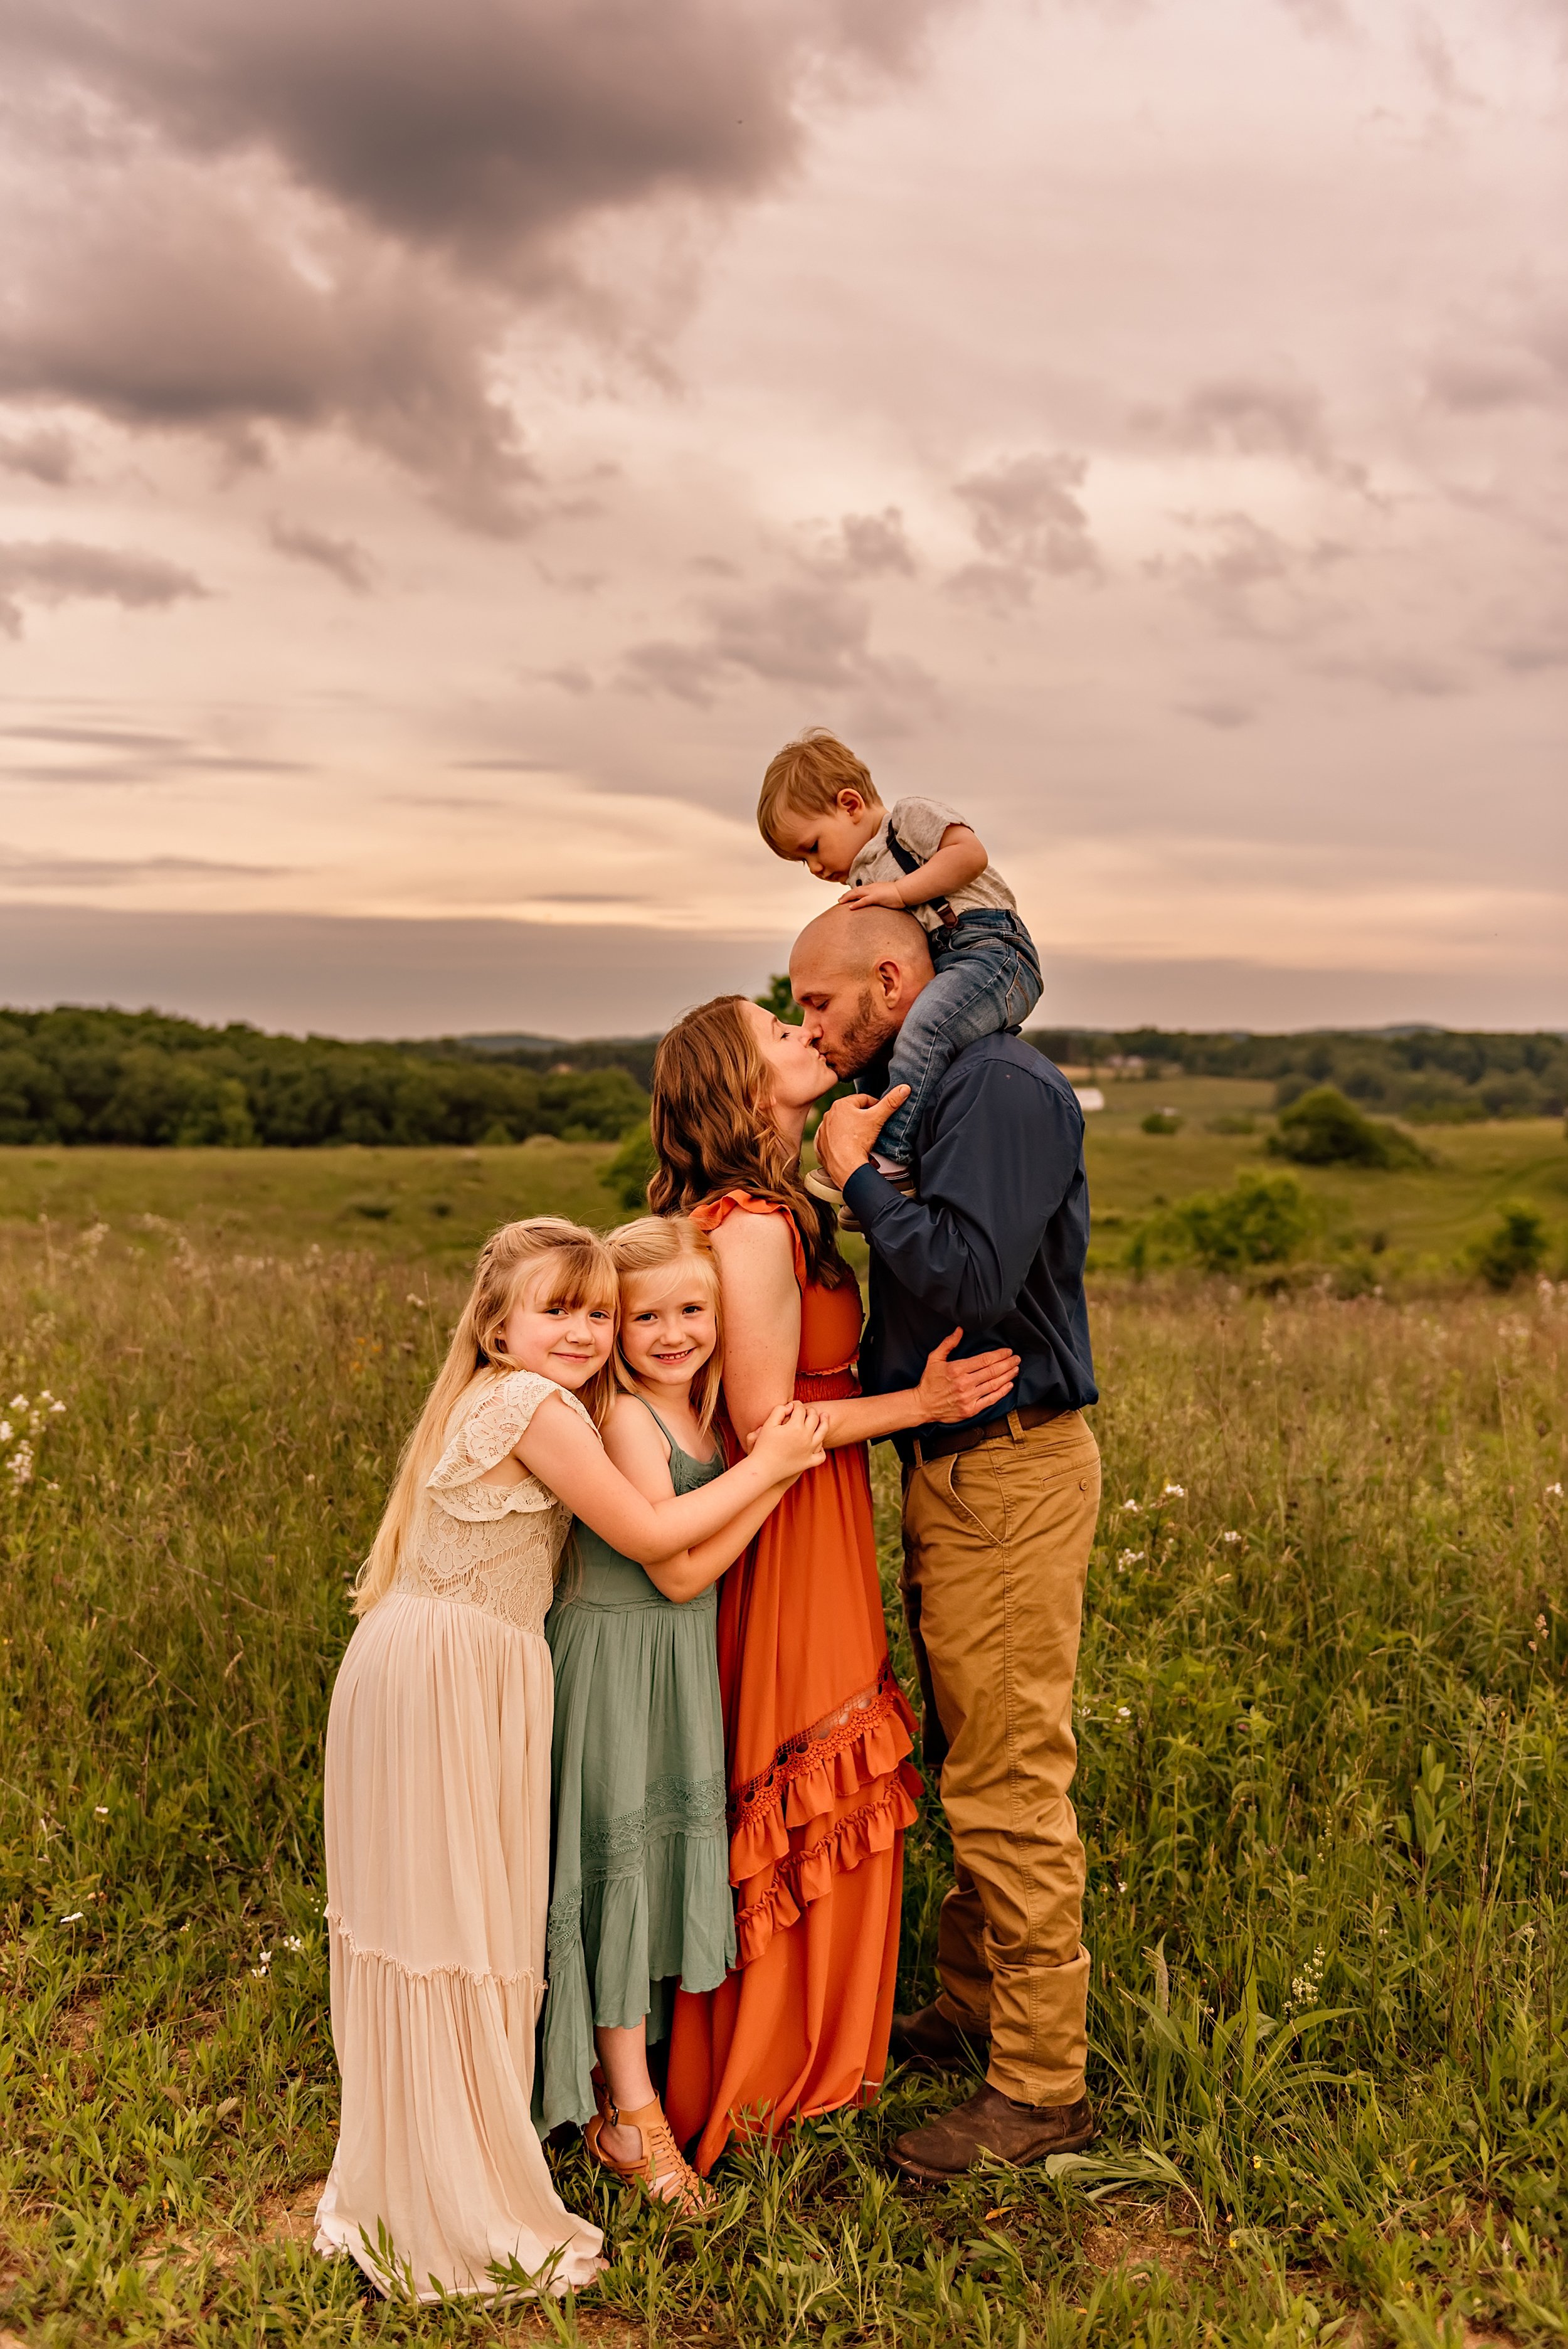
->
<box><xmin>1</xmin><ymin>1133</ymin><xmax>1566</xmax><ymax>2346</ymax></box>
<box><xmin>1</xmin><ymin>1079</ymin><xmax>1561</xmax><ymax>1288</ymax></box>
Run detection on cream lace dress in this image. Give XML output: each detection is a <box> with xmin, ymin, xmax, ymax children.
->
<box><xmin>314</xmin><ymin>1370</ymin><xmax>605</xmax><ymax>2301</ymax></box>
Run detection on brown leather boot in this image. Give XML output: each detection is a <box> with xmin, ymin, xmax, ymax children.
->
<box><xmin>889</xmin><ymin>2002</ymin><xmax>991</xmax><ymax>2076</ymax></box>
<box><xmin>890</xmin><ymin>2084</ymin><xmax>1096</xmax><ymax>2180</ymax></box>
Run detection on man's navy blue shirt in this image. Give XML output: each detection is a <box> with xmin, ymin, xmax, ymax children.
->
<box><xmin>842</xmin><ymin>1034</ymin><xmax>1096</xmax><ymax>1465</ymax></box>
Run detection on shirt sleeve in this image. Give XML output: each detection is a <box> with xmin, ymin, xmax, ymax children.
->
<box><xmin>842</xmin><ymin>1059</ymin><xmax>1081</xmax><ymax>1325</ymax></box>
<box><xmin>888</xmin><ymin>796</ymin><xmax>973</xmax><ymax>862</ymax></box>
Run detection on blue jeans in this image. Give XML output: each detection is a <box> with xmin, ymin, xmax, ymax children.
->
<box><xmin>878</xmin><ymin>909</ymin><xmax>1042</xmax><ymax>1167</ymax></box>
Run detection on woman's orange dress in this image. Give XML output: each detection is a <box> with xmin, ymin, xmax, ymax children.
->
<box><xmin>664</xmin><ymin>1194</ymin><xmax>921</xmax><ymax>2173</ymax></box>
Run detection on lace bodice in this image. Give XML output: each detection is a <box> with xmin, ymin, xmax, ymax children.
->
<box><xmin>394</xmin><ymin>1370</ymin><xmax>590</xmax><ymax>1635</ymax></box>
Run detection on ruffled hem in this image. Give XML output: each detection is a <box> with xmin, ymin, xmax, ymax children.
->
<box><xmin>733</xmin><ymin>1763</ymin><xmax>921</xmax><ymax>1970</ymax></box>
<box><xmin>728</xmin><ymin>1662</ymin><xmax>919</xmax><ymax>1882</ymax></box>
<box><xmin>541</xmin><ymin>1841</ymin><xmax>736</xmax><ymax>2131</ymax></box>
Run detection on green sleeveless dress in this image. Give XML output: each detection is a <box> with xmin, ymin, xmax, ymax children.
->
<box><xmin>540</xmin><ymin>1401</ymin><xmax>736</xmax><ymax>2132</ymax></box>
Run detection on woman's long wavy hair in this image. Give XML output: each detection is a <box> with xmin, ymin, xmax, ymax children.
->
<box><xmin>648</xmin><ymin>995</ymin><xmax>849</xmax><ymax>1288</ymax></box>
<box><xmin>609</xmin><ymin>1215</ymin><xmax>724</xmax><ymax>1436</ymax></box>
<box><xmin>353</xmin><ymin>1217</ymin><xmax>618</xmax><ymax>1616</ymax></box>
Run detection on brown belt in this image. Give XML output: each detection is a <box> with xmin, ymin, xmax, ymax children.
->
<box><xmin>911</xmin><ymin>1403</ymin><xmax>1066</xmax><ymax>1468</ymax></box>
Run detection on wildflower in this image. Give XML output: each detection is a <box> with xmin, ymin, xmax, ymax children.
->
<box><xmin>7</xmin><ymin>1443</ymin><xmax>34</xmax><ymax>1487</ymax></box>
<box><xmin>60</xmin><ymin>1911</ymin><xmax>85</xmax><ymax>1924</ymax></box>
<box><xmin>1222</xmin><ymin>1530</ymin><xmax>1242</xmax><ymax>1544</ymax></box>
<box><xmin>1547</xmin><ymin>1483</ymin><xmax>1564</xmax><ymax>1500</ymax></box>
<box><xmin>1116</xmin><ymin>1705</ymin><xmax>1132</xmax><ymax>1720</ymax></box>
<box><xmin>1116</xmin><ymin>1549</ymin><xmax>1145</xmax><ymax>1571</ymax></box>
<box><xmin>8</xmin><ymin>1395</ymin><xmax>24</xmax><ymax>1411</ymax></box>
<box><xmin>0</xmin><ymin>1424</ymin><xmax>11</xmax><ymax>1443</ymax></box>
<box><xmin>1253</xmin><ymin>2155</ymin><xmax>1263</xmax><ymax>2170</ymax></box>
<box><xmin>1288</xmin><ymin>1946</ymin><xmax>1327</xmax><ymax>2012</ymax></box>
<box><xmin>1120</xmin><ymin>1498</ymin><xmax>1142</xmax><ymax>1514</ymax></box>
<box><xmin>1162</xmin><ymin>1482</ymin><xmax>1185</xmax><ymax>1498</ymax></box>
<box><xmin>406</xmin><ymin>1293</ymin><xmax>424</xmax><ymax>1307</ymax></box>
<box><xmin>49</xmin><ymin>1398</ymin><xmax>65</xmax><ymax>1413</ymax></box>
<box><xmin>93</xmin><ymin>1805</ymin><xmax>108</xmax><ymax>1818</ymax></box>
<box><xmin>282</xmin><ymin>1934</ymin><xmax>305</xmax><ymax>1954</ymax></box>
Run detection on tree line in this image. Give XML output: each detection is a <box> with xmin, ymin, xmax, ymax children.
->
<box><xmin>0</xmin><ymin>1009</ymin><xmax>647</xmax><ymax>1148</ymax></box>
<box><xmin>3</xmin><ymin>1002</ymin><xmax>1562</xmax><ymax>1148</ymax></box>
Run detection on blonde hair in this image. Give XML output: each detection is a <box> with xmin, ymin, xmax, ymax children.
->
<box><xmin>649</xmin><ymin>997</ymin><xmax>849</xmax><ymax>1290</ymax></box>
<box><xmin>757</xmin><ymin>727</ymin><xmax>882</xmax><ymax>855</ymax></box>
<box><xmin>354</xmin><ymin>1217</ymin><xmax>617</xmax><ymax>1615</ymax></box>
<box><xmin>609</xmin><ymin>1216</ymin><xmax>725</xmax><ymax>1437</ymax></box>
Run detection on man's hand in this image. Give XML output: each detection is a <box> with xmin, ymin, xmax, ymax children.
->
<box><xmin>814</xmin><ymin>1085</ymin><xmax>910</xmax><ymax>1189</ymax></box>
<box><xmin>836</xmin><ymin>881</ymin><xmax>908</xmax><ymax>910</ymax></box>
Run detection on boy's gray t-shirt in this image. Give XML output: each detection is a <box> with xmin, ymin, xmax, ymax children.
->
<box><xmin>846</xmin><ymin>795</ymin><xmax>1018</xmax><ymax>936</ymax></box>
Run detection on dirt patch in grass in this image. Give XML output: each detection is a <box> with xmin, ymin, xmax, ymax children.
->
<box><xmin>52</xmin><ymin>1991</ymin><xmax>105</xmax><ymax>2052</ymax></box>
<box><xmin>1081</xmin><ymin>2206</ymin><xmax>1207</xmax><ymax>2280</ymax></box>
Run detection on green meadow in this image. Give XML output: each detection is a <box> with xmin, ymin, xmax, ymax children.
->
<box><xmin>1</xmin><ymin>1109</ymin><xmax>1565</xmax><ymax>2345</ymax></box>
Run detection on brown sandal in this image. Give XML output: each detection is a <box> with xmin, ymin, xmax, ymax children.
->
<box><xmin>584</xmin><ymin>2094</ymin><xmax>714</xmax><ymax>2216</ymax></box>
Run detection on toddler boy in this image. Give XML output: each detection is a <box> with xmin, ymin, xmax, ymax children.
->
<box><xmin>757</xmin><ymin>728</ymin><xmax>1041</xmax><ymax>1207</ymax></box>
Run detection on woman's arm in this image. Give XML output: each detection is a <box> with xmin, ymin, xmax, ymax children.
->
<box><xmin>710</xmin><ymin>1209</ymin><xmax>1020</xmax><ymax>1450</ymax></box>
<box><xmin>601</xmin><ymin>1397</ymin><xmax>781</xmax><ymax>1604</ymax></box>
<box><xmin>515</xmin><ymin>1391</ymin><xmax>822</xmax><ymax>1565</ymax></box>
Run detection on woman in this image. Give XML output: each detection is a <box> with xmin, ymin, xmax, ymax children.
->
<box><xmin>654</xmin><ymin>997</ymin><xmax>1019</xmax><ymax>2173</ymax></box>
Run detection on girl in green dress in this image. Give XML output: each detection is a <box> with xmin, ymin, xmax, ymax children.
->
<box><xmin>543</xmin><ymin>1216</ymin><xmax>789</xmax><ymax>2212</ymax></box>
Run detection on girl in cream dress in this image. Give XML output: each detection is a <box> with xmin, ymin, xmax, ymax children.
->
<box><xmin>314</xmin><ymin>1217</ymin><xmax>824</xmax><ymax>2303</ymax></box>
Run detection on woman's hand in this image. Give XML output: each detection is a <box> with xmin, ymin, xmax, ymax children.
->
<box><xmin>746</xmin><ymin>1401</ymin><xmax>828</xmax><ymax>1481</ymax></box>
<box><xmin>916</xmin><ymin>1328</ymin><xmax>1020</xmax><ymax>1424</ymax></box>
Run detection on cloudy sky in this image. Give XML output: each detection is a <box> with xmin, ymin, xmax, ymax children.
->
<box><xmin>0</xmin><ymin>0</ymin><xmax>1564</xmax><ymax>1037</ymax></box>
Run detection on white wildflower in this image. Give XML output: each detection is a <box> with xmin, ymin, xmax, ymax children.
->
<box><xmin>93</xmin><ymin>1805</ymin><xmax>109</xmax><ymax>1818</ymax></box>
<box><xmin>282</xmin><ymin>1934</ymin><xmax>304</xmax><ymax>1954</ymax></box>
<box><xmin>258</xmin><ymin>1948</ymin><xmax>272</xmax><ymax>1964</ymax></box>
<box><xmin>1222</xmin><ymin>1530</ymin><xmax>1242</xmax><ymax>1545</ymax></box>
<box><xmin>1547</xmin><ymin>1483</ymin><xmax>1564</xmax><ymax>1500</ymax></box>
<box><xmin>406</xmin><ymin>1293</ymin><xmax>424</xmax><ymax>1307</ymax></box>
<box><xmin>48</xmin><ymin>1398</ymin><xmax>65</xmax><ymax>1413</ymax></box>
<box><xmin>8</xmin><ymin>1395</ymin><xmax>25</xmax><ymax>1410</ymax></box>
<box><xmin>1120</xmin><ymin>1498</ymin><xmax>1142</xmax><ymax>1514</ymax></box>
<box><xmin>1117</xmin><ymin>1549</ymin><xmax>1146</xmax><ymax>1571</ymax></box>
<box><xmin>1287</xmin><ymin>1945</ymin><xmax>1327</xmax><ymax>2013</ymax></box>
<box><xmin>7</xmin><ymin>1443</ymin><xmax>34</xmax><ymax>1486</ymax></box>
<box><xmin>0</xmin><ymin>1424</ymin><xmax>11</xmax><ymax>1443</ymax></box>
<box><xmin>1162</xmin><ymin>1482</ymin><xmax>1186</xmax><ymax>1498</ymax></box>
<box><xmin>60</xmin><ymin>1911</ymin><xmax>85</xmax><ymax>1924</ymax></box>
<box><xmin>1116</xmin><ymin>1705</ymin><xmax>1132</xmax><ymax>1720</ymax></box>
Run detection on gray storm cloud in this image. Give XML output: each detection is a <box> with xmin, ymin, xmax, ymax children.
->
<box><xmin>0</xmin><ymin>0</ymin><xmax>953</xmax><ymax>519</ymax></box>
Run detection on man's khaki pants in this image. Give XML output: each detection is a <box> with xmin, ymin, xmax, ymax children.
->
<box><xmin>901</xmin><ymin>1409</ymin><xmax>1101</xmax><ymax>2108</ymax></box>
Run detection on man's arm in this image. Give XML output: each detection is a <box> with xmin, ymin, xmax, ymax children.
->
<box><xmin>842</xmin><ymin>1063</ymin><xmax>1082</xmax><ymax>1327</ymax></box>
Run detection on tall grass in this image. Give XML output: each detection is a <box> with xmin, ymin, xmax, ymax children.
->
<box><xmin>1</xmin><ymin>1219</ymin><xmax>1565</xmax><ymax>2345</ymax></box>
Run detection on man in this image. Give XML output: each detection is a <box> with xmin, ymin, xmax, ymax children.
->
<box><xmin>792</xmin><ymin>903</ymin><xmax>1101</xmax><ymax>2182</ymax></box>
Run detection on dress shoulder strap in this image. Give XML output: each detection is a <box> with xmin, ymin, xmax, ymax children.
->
<box><xmin>632</xmin><ymin>1395</ymin><xmax>720</xmax><ymax>1473</ymax></box>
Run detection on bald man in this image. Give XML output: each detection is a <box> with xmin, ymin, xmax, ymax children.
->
<box><xmin>791</xmin><ymin>904</ymin><xmax>1101</xmax><ymax>2182</ymax></box>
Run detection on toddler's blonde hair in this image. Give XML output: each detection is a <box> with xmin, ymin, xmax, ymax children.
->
<box><xmin>757</xmin><ymin>727</ymin><xmax>882</xmax><ymax>855</ymax></box>
<box><xmin>354</xmin><ymin>1217</ymin><xmax>617</xmax><ymax>1615</ymax></box>
<box><xmin>610</xmin><ymin>1215</ymin><xmax>724</xmax><ymax>1439</ymax></box>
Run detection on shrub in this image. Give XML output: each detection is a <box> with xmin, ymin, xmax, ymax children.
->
<box><xmin>1471</xmin><ymin>1201</ymin><xmax>1548</xmax><ymax>1290</ymax></box>
<box><xmin>1126</xmin><ymin>1169</ymin><xmax>1310</xmax><ymax>1276</ymax></box>
<box><xmin>605</xmin><ymin>1120</ymin><xmax>657</xmax><ymax>1212</ymax></box>
<box><xmin>1268</xmin><ymin>1086</ymin><xmax>1422</xmax><ymax>1169</ymax></box>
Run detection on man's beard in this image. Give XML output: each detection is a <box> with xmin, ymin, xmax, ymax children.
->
<box><xmin>830</xmin><ymin>986</ymin><xmax>900</xmax><ymax>1079</ymax></box>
